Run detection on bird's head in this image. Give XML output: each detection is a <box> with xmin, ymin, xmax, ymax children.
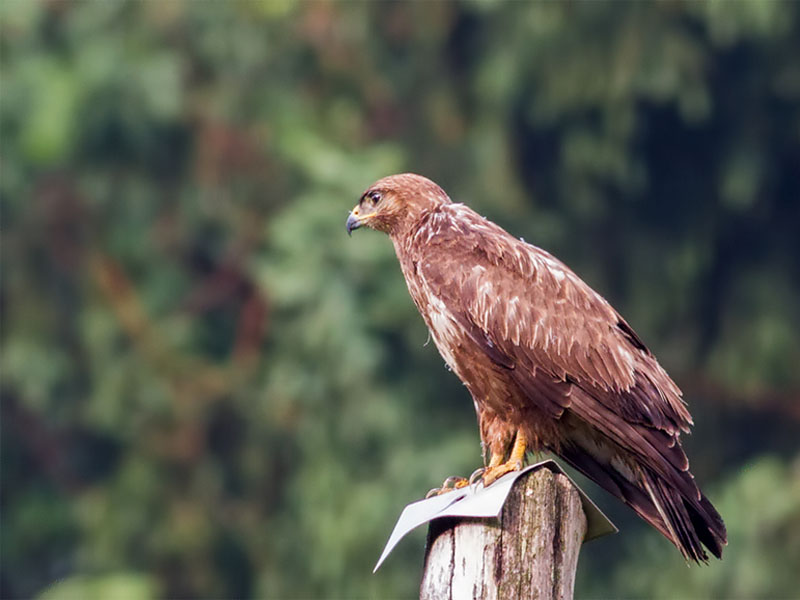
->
<box><xmin>346</xmin><ymin>173</ymin><xmax>450</xmax><ymax>238</ymax></box>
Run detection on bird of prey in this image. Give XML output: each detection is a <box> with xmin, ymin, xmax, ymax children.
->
<box><xmin>346</xmin><ymin>173</ymin><xmax>726</xmax><ymax>563</ymax></box>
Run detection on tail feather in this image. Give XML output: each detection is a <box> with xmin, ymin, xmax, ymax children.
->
<box><xmin>644</xmin><ymin>475</ymin><xmax>707</xmax><ymax>562</ymax></box>
<box><xmin>559</xmin><ymin>442</ymin><xmax>727</xmax><ymax>563</ymax></box>
<box><xmin>691</xmin><ymin>493</ymin><xmax>727</xmax><ymax>559</ymax></box>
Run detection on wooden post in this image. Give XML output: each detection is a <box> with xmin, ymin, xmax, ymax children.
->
<box><xmin>420</xmin><ymin>467</ymin><xmax>587</xmax><ymax>600</ymax></box>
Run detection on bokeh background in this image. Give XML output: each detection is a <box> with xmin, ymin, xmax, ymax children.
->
<box><xmin>2</xmin><ymin>2</ymin><xmax>799</xmax><ymax>598</ymax></box>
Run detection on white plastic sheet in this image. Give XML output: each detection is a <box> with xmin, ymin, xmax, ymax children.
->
<box><xmin>374</xmin><ymin>460</ymin><xmax>617</xmax><ymax>572</ymax></box>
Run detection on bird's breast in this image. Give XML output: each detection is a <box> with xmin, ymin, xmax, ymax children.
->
<box><xmin>398</xmin><ymin>247</ymin><xmax>519</xmax><ymax>416</ymax></box>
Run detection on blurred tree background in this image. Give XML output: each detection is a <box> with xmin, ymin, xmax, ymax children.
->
<box><xmin>2</xmin><ymin>1</ymin><xmax>799</xmax><ymax>598</ymax></box>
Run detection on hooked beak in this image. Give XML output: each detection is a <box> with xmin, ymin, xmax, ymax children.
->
<box><xmin>346</xmin><ymin>211</ymin><xmax>362</xmax><ymax>236</ymax></box>
<box><xmin>346</xmin><ymin>207</ymin><xmax>379</xmax><ymax>236</ymax></box>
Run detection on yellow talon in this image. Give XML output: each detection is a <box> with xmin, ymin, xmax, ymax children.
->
<box><xmin>481</xmin><ymin>430</ymin><xmax>527</xmax><ymax>487</ymax></box>
<box><xmin>424</xmin><ymin>475</ymin><xmax>470</xmax><ymax>498</ymax></box>
<box><xmin>425</xmin><ymin>430</ymin><xmax>528</xmax><ymax>497</ymax></box>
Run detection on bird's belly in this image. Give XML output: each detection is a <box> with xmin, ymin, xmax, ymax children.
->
<box><xmin>430</xmin><ymin>327</ymin><xmax>563</xmax><ymax>451</ymax></box>
<box><xmin>422</xmin><ymin>292</ymin><xmax>554</xmax><ymax>437</ymax></box>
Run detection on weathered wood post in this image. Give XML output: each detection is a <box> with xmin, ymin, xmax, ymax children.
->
<box><xmin>420</xmin><ymin>467</ymin><xmax>587</xmax><ymax>600</ymax></box>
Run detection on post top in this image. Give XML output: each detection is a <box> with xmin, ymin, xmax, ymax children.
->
<box><xmin>374</xmin><ymin>459</ymin><xmax>617</xmax><ymax>572</ymax></box>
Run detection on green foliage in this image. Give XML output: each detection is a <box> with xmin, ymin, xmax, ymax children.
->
<box><xmin>38</xmin><ymin>573</ymin><xmax>158</xmax><ymax>600</ymax></box>
<box><xmin>1</xmin><ymin>1</ymin><xmax>798</xmax><ymax>598</ymax></box>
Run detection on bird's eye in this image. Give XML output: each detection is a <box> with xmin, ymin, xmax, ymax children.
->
<box><xmin>367</xmin><ymin>191</ymin><xmax>382</xmax><ymax>205</ymax></box>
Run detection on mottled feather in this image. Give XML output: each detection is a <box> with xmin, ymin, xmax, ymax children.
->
<box><xmin>349</xmin><ymin>173</ymin><xmax>727</xmax><ymax>563</ymax></box>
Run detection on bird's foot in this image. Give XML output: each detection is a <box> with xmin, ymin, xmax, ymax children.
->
<box><xmin>424</xmin><ymin>476</ymin><xmax>470</xmax><ymax>498</ymax></box>
<box><xmin>476</xmin><ymin>429</ymin><xmax>528</xmax><ymax>487</ymax></box>
<box><xmin>475</xmin><ymin>457</ymin><xmax>524</xmax><ymax>487</ymax></box>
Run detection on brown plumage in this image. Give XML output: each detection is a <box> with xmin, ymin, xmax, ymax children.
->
<box><xmin>346</xmin><ymin>173</ymin><xmax>727</xmax><ymax>563</ymax></box>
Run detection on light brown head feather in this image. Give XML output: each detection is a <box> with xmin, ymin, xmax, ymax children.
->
<box><xmin>348</xmin><ymin>173</ymin><xmax>450</xmax><ymax>237</ymax></box>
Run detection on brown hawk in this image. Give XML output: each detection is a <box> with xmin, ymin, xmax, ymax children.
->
<box><xmin>347</xmin><ymin>173</ymin><xmax>726</xmax><ymax>562</ymax></box>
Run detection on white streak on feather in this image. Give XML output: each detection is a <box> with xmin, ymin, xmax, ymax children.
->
<box><xmin>426</xmin><ymin>296</ymin><xmax>459</xmax><ymax>372</ymax></box>
<box><xmin>415</xmin><ymin>267</ymin><xmax>463</xmax><ymax>375</ymax></box>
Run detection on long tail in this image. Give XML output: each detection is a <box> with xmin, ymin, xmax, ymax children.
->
<box><xmin>559</xmin><ymin>441</ymin><xmax>727</xmax><ymax>563</ymax></box>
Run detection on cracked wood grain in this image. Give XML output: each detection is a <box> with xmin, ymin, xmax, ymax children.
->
<box><xmin>420</xmin><ymin>468</ymin><xmax>587</xmax><ymax>600</ymax></box>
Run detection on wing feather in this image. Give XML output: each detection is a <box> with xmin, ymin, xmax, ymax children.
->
<box><xmin>400</xmin><ymin>195</ymin><xmax>726</xmax><ymax>561</ymax></box>
<box><xmin>416</xmin><ymin>204</ymin><xmax>691</xmax><ymax>435</ymax></box>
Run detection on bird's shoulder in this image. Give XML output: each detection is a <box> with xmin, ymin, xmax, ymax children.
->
<box><xmin>409</xmin><ymin>203</ymin><xmax>615</xmax><ymax>326</ymax></box>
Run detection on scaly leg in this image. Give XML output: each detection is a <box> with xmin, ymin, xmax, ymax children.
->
<box><xmin>480</xmin><ymin>429</ymin><xmax>527</xmax><ymax>486</ymax></box>
<box><xmin>424</xmin><ymin>444</ymin><xmax>509</xmax><ymax>498</ymax></box>
<box><xmin>424</xmin><ymin>429</ymin><xmax>528</xmax><ymax>498</ymax></box>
